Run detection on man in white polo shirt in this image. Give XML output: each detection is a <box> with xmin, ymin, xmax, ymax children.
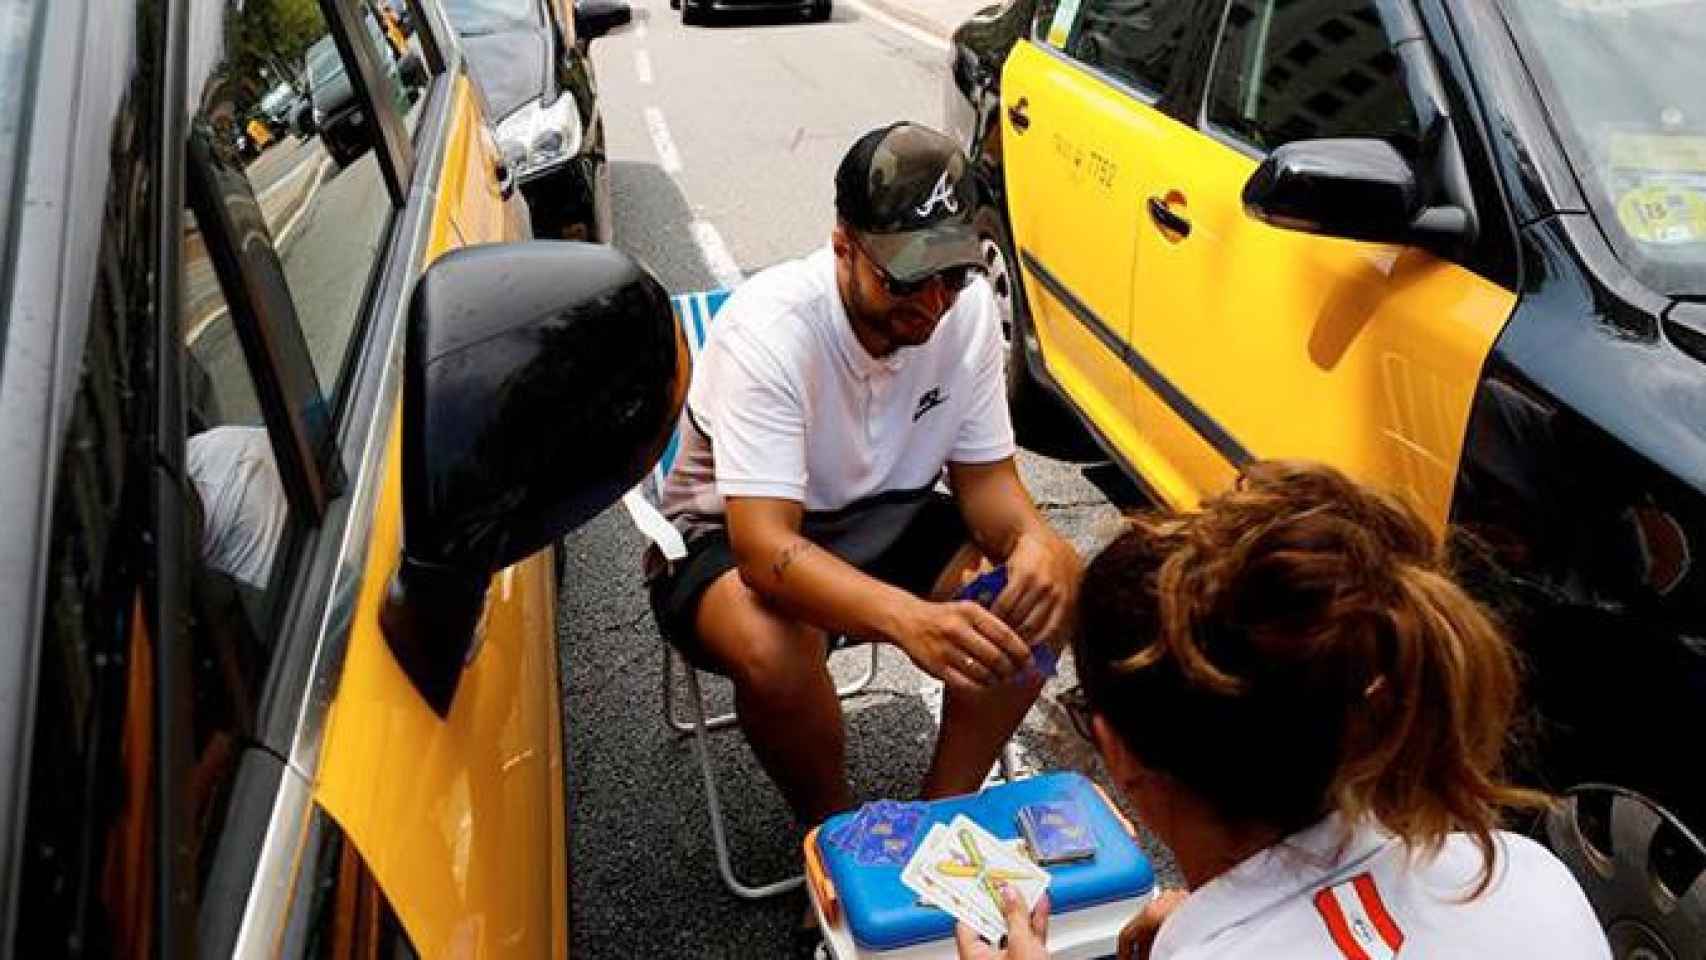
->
<box><xmin>648</xmin><ymin>123</ymin><xmax>1081</xmax><ymax>827</ymax></box>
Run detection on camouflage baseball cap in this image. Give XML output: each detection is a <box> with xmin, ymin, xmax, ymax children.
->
<box><xmin>834</xmin><ymin>122</ymin><xmax>982</xmax><ymax>285</ymax></box>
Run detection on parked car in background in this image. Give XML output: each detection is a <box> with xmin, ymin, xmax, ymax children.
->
<box><xmin>0</xmin><ymin>0</ymin><xmax>685</xmax><ymax>955</ymax></box>
<box><xmin>258</xmin><ymin>80</ymin><xmax>300</xmax><ymax>138</ymax></box>
<box><xmin>670</xmin><ymin>0</ymin><xmax>830</xmax><ymax>26</ymax></box>
<box><xmin>948</xmin><ymin>0</ymin><xmax>1706</xmax><ymax>955</ymax></box>
<box><xmin>308</xmin><ymin>9</ymin><xmax>424</xmax><ymax>168</ymax></box>
<box><xmin>444</xmin><ymin>0</ymin><xmax>624</xmax><ymax>241</ymax></box>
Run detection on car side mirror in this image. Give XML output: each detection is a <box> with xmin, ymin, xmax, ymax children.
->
<box><xmin>381</xmin><ymin>242</ymin><xmax>688</xmax><ymax>714</ymax></box>
<box><xmin>575</xmin><ymin>0</ymin><xmax>632</xmax><ymax>41</ymax></box>
<box><xmin>1242</xmin><ymin>137</ymin><xmax>1470</xmax><ymax>247</ymax></box>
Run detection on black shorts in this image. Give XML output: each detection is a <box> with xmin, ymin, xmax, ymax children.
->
<box><xmin>646</xmin><ymin>490</ymin><xmax>969</xmax><ymax>669</ymax></box>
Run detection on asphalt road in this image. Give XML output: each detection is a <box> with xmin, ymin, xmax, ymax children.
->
<box><xmin>560</xmin><ymin>4</ymin><xmax>1180</xmax><ymax>955</ymax></box>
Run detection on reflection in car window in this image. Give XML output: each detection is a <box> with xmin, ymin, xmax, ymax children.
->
<box><xmin>443</xmin><ymin>0</ymin><xmax>543</xmax><ymax>35</ymax></box>
<box><xmin>189</xmin><ymin>0</ymin><xmax>425</xmax><ymax>400</ymax></box>
<box><xmin>19</xmin><ymin>195</ymin><xmax>160</xmax><ymax>959</ymax></box>
<box><xmin>1206</xmin><ymin>0</ymin><xmax>1422</xmax><ymax>160</ymax></box>
<box><xmin>0</xmin><ymin>0</ymin><xmax>40</xmax><ymax>348</ymax></box>
<box><xmin>1060</xmin><ymin>0</ymin><xmax>1192</xmax><ymax>97</ymax></box>
<box><xmin>1500</xmin><ymin>0</ymin><xmax>1706</xmax><ymax>296</ymax></box>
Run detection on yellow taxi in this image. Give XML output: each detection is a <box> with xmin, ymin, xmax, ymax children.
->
<box><xmin>0</xmin><ymin>0</ymin><xmax>683</xmax><ymax>956</ymax></box>
<box><xmin>946</xmin><ymin>0</ymin><xmax>1706</xmax><ymax>953</ymax></box>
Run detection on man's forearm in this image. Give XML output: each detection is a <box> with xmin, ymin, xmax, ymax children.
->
<box><xmin>734</xmin><ymin>533</ymin><xmax>919</xmax><ymax>643</ymax></box>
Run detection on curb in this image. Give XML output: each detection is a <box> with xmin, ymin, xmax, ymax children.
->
<box><xmin>853</xmin><ymin>0</ymin><xmax>957</xmax><ymax>43</ymax></box>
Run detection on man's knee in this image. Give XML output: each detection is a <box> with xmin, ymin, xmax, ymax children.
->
<box><xmin>696</xmin><ymin>574</ymin><xmax>827</xmax><ymax>700</ymax></box>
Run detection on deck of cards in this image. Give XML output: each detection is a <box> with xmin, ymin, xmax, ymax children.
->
<box><xmin>824</xmin><ymin>800</ymin><xmax>930</xmax><ymax>866</ymax></box>
<box><xmin>900</xmin><ymin>815</ymin><xmax>1051</xmax><ymax>944</ymax></box>
<box><xmin>952</xmin><ymin>566</ymin><xmax>1060</xmax><ymax>686</ymax></box>
<box><xmin>1017</xmin><ymin>799</ymin><xmax>1098</xmax><ymax>865</ymax></box>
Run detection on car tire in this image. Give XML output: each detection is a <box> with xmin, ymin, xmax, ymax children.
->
<box><xmin>810</xmin><ymin>0</ymin><xmax>831</xmax><ymax>20</ymax></box>
<box><xmin>682</xmin><ymin>1</ymin><xmax>704</xmax><ymax>24</ymax></box>
<box><xmin>1541</xmin><ymin>785</ymin><xmax>1706</xmax><ymax>958</ymax></box>
<box><xmin>976</xmin><ymin>206</ymin><xmax>1095</xmax><ymax>459</ymax></box>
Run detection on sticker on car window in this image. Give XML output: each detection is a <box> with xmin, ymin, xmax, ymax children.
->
<box><xmin>1606</xmin><ymin>133</ymin><xmax>1706</xmax><ymax>244</ymax></box>
<box><xmin>1046</xmin><ymin>0</ymin><xmax>1083</xmax><ymax>47</ymax></box>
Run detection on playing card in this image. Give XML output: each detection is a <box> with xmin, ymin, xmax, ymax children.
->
<box><xmin>935</xmin><ymin>815</ymin><xmax>1051</xmax><ymax>920</ymax></box>
<box><xmin>902</xmin><ymin>826</ymin><xmax>1007</xmax><ymax>943</ymax></box>
<box><xmin>856</xmin><ymin>801</ymin><xmax>925</xmax><ymax>866</ymax></box>
<box><xmin>1017</xmin><ymin>799</ymin><xmax>1097</xmax><ymax>865</ymax></box>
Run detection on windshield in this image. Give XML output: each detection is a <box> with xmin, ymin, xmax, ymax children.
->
<box><xmin>442</xmin><ymin>0</ymin><xmax>541</xmax><ymax>36</ymax></box>
<box><xmin>260</xmin><ymin>83</ymin><xmax>294</xmax><ymax>113</ymax></box>
<box><xmin>307</xmin><ymin>37</ymin><xmax>344</xmax><ymax>85</ymax></box>
<box><xmin>1501</xmin><ymin>0</ymin><xmax>1706</xmax><ymax>295</ymax></box>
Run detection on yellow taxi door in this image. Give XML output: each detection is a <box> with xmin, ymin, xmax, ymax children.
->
<box><xmin>313</xmin><ymin>66</ymin><xmax>568</xmax><ymax>959</ymax></box>
<box><xmin>1001</xmin><ymin>0</ymin><xmax>1237</xmax><ymax>498</ymax></box>
<box><xmin>1126</xmin><ymin>0</ymin><xmax>1515</xmax><ymax>529</ymax></box>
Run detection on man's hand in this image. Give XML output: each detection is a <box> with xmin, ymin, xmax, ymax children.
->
<box><xmin>992</xmin><ymin>530</ymin><xmax>1082</xmax><ymax>650</ymax></box>
<box><xmin>955</xmin><ymin>887</ymin><xmax>1049</xmax><ymax>960</ymax></box>
<box><xmin>893</xmin><ymin>599</ymin><xmax>1032</xmax><ymax>693</ymax></box>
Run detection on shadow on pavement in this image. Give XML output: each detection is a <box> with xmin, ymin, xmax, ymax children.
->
<box><xmin>610</xmin><ymin>160</ymin><xmax>725</xmax><ymax>292</ymax></box>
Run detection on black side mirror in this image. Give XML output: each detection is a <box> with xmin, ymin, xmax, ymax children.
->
<box><xmin>1242</xmin><ymin>138</ymin><xmax>1470</xmax><ymax>247</ymax></box>
<box><xmin>382</xmin><ymin>242</ymin><xmax>688</xmax><ymax>714</ymax></box>
<box><xmin>575</xmin><ymin>0</ymin><xmax>632</xmax><ymax>41</ymax></box>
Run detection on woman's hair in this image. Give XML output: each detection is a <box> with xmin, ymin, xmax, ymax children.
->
<box><xmin>1074</xmin><ymin>460</ymin><xmax>1549</xmax><ymax>893</ymax></box>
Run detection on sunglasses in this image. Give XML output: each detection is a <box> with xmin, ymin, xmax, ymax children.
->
<box><xmin>855</xmin><ymin>238</ymin><xmax>984</xmax><ymax>298</ymax></box>
<box><xmin>1059</xmin><ymin>685</ymin><xmax>1096</xmax><ymax>743</ymax></box>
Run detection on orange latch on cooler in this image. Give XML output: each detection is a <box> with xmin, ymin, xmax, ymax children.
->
<box><xmin>803</xmin><ymin>827</ymin><xmax>840</xmax><ymax>925</ymax></box>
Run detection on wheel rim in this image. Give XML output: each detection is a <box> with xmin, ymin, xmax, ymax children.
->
<box><xmin>1544</xmin><ymin>786</ymin><xmax>1706</xmax><ymax>959</ymax></box>
<box><xmin>980</xmin><ymin>235</ymin><xmax>1015</xmax><ymax>343</ymax></box>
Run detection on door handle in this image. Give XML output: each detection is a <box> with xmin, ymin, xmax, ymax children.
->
<box><xmin>496</xmin><ymin>157</ymin><xmax>517</xmax><ymax>200</ymax></box>
<box><xmin>1147</xmin><ymin>196</ymin><xmax>1190</xmax><ymax>238</ymax></box>
<box><xmin>1007</xmin><ymin>97</ymin><xmax>1031</xmax><ymax>132</ymax></box>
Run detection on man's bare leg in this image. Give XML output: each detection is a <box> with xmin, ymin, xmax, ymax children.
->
<box><xmin>694</xmin><ymin>569</ymin><xmax>854</xmax><ymax>826</ymax></box>
<box><xmin>918</xmin><ymin>543</ymin><xmax>1044</xmax><ymax>799</ymax></box>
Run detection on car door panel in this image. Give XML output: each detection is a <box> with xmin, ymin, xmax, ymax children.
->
<box><xmin>1133</xmin><ymin>134</ymin><xmax>1514</xmax><ymax>533</ymax></box>
<box><xmin>312</xmin><ymin>69</ymin><xmax>566</xmax><ymax>959</ymax></box>
<box><xmin>1002</xmin><ymin>41</ymin><xmax>1155</xmax><ymax>480</ymax></box>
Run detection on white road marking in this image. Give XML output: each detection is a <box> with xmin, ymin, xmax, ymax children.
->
<box><xmin>636</xmin><ymin>48</ymin><xmax>654</xmax><ymax>84</ymax></box>
<box><xmin>636</xmin><ymin>20</ymin><xmax>648</xmax><ymax>39</ymax></box>
<box><xmin>690</xmin><ymin>220</ymin><xmax>745</xmax><ymax>288</ymax></box>
<box><xmin>272</xmin><ymin>157</ymin><xmax>334</xmax><ymax>248</ymax></box>
<box><xmin>644</xmin><ymin>106</ymin><xmax>684</xmax><ymax>174</ymax></box>
<box><xmin>842</xmin><ymin>0</ymin><xmax>950</xmax><ymax>52</ymax></box>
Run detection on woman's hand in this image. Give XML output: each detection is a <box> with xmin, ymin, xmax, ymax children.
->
<box><xmin>954</xmin><ymin>886</ymin><xmax>1050</xmax><ymax>960</ymax></box>
<box><xmin>1117</xmin><ymin>888</ymin><xmax>1189</xmax><ymax>960</ymax></box>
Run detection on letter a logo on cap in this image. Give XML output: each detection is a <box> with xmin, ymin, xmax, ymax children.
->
<box><xmin>915</xmin><ymin>171</ymin><xmax>960</xmax><ymax>218</ymax></box>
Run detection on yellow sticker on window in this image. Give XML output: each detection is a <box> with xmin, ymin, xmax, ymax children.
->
<box><xmin>1046</xmin><ymin>0</ymin><xmax>1083</xmax><ymax>47</ymax></box>
<box><xmin>1616</xmin><ymin>184</ymin><xmax>1706</xmax><ymax>244</ymax></box>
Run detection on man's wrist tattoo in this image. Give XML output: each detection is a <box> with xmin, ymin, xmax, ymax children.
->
<box><xmin>772</xmin><ymin>539</ymin><xmax>811</xmax><ymax>581</ymax></box>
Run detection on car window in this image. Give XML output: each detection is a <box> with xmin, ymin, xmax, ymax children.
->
<box><xmin>1499</xmin><ymin>0</ymin><xmax>1706</xmax><ymax>297</ymax></box>
<box><xmin>188</xmin><ymin>0</ymin><xmax>419</xmax><ymax>405</ymax></box>
<box><xmin>0</xmin><ymin>0</ymin><xmax>40</xmax><ymax>351</ymax></box>
<box><xmin>1048</xmin><ymin>0</ymin><xmax>1194</xmax><ymax>98</ymax></box>
<box><xmin>16</xmin><ymin>202</ymin><xmax>162</xmax><ymax>959</ymax></box>
<box><xmin>1205</xmin><ymin>0</ymin><xmax>1423</xmax><ymax>159</ymax></box>
<box><xmin>443</xmin><ymin>0</ymin><xmax>543</xmax><ymax>35</ymax></box>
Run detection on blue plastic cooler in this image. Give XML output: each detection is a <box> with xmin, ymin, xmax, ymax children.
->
<box><xmin>808</xmin><ymin>772</ymin><xmax>1154</xmax><ymax>954</ymax></box>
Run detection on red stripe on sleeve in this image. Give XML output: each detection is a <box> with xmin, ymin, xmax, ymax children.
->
<box><xmin>1352</xmin><ymin>873</ymin><xmax>1405</xmax><ymax>952</ymax></box>
<box><xmin>1313</xmin><ymin>887</ymin><xmax>1373</xmax><ymax>960</ymax></box>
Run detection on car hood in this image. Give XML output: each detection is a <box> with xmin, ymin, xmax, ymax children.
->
<box><xmin>462</xmin><ymin>29</ymin><xmax>550</xmax><ymax>121</ymax></box>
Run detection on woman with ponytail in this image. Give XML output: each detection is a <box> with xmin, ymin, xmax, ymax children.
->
<box><xmin>956</xmin><ymin>461</ymin><xmax>1608</xmax><ymax>960</ymax></box>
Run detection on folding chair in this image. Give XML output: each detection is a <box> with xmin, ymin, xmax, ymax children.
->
<box><xmin>623</xmin><ymin>290</ymin><xmax>1017</xmax><ymax>901</ymax></box>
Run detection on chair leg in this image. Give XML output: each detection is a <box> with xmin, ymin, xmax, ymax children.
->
<box><xmin>684</xmin><ymin>665</ymin><xmax>806</xmax><ymax>899</ymax></box>
<box><xmin>665</xmin><ymin>642</ymin><xmax>880</xmax><ymax>735</ymax></box>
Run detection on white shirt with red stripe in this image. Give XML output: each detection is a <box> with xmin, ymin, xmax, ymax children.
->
<box><xmin>1151</xmin><ymin>814</ymin><xmax>1610</xmax><ymax>959</ymax></box>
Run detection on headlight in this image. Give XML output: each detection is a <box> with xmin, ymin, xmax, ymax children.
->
<box><xmin>495</xmin><ymin>94</ymin><xmax>583</xmax><ymax>180</ymax></box>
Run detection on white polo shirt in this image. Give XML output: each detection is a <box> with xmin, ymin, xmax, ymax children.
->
<box><xmin>1151</xmin><ymin>814</ymin><xmax>1609</xmax><ymax>959</ymax></box>
<box><xmin>658</xmin><ymin>246</ymin><xmax>1015</xmax><ymax>522</ymax></box>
